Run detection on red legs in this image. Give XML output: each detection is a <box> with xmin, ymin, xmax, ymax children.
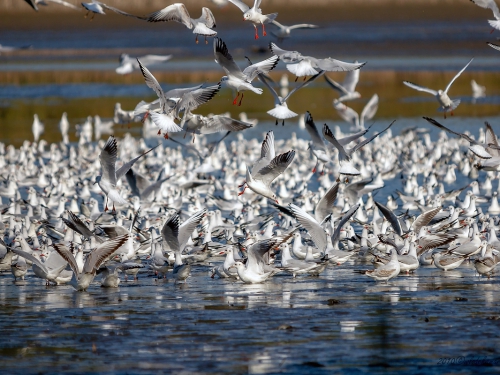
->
<box><xmin>112</xmin><ymin>203</ymin><xmax>116</xmax><ymax>214</ymax></box>
<box><xmin>233</xmin><ymin>92</ymin><xmax>240</xmax><ymax>105</ymax></box>
<box><xmin>238</xmin><ymin>182</ymin><xmax>247</xmax><ymax>196</ymax></box>
<box><xmin>90</xmin><ymin>13</ymin><xmax>95</xmax><ymax>21</ymax></box>
<box><xmin>104</xmin><ymin>197</ymin><xmax>108</xmax><ymax>212</ymax></box>
<box><xmin>142</xmin><ymin>111</ymin><xmax>150</xmax><ymax>123</ymax></box>
<box><xmin>183</xmin><ymin>131</ymin><xmax>188</xmax><ymax>139</ymax></box>
<box><xmin>312</xmin><ymin>159</ymin><xmax>318</xmax><ymax>173</ymax></box>
<box><xmin>295</xmin><ymin>76</ymin><xmax>298</xmax><ymax>82</ymax></box>
<box><xmin>253</xmin><ymin>24</ymin><xmax>259</xmax><ymax>39</ymax></box>
<box><xmin>195</xmin><ymin>35</ymin><xmax>199</xmax><ymax>44</ymax></box>
<box><xmin>451</xmin><ymin>110</ymin><xmax>454</xmax><ymax>116</ymax></box>
<box><xmin>157</xmin><ymin>129</ymin><xmax>161</xmax><ymax>135</ymax></box>
<box><xmin>491</xmin><ymin>28</ymin><xmax>495</xmax><ymax>34</ymax></box>
<box><xmin>238</xmin><ymin>93</ymin><xmax>244</xmax><ymax>106</ymax></box>
<box><xmin>192</xmin><ymin>135</ymin><xmax>196</xmax><ymax>143</ymax></box>
<box><xmin>164</xmin><ymin>133</ymin><xmax>169</xmax><ymax>139</ymax></box>
<box><xmin>85</xmin><ymin>10</ymin><xmax>89</xmax><ymax>18</ymax></box>
<box><xmin>262</xmin><ymin>23</ymin><xmax>267</xmax><ymax>36</ymax></box>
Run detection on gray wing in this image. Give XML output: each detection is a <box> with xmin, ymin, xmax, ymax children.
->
<box><xmin>254</xmin><ymin>150</ymin><xmax>295</xmax><ymax>187</ymax></box>
<box><xmin>46</xmin><ymin>0</ymin><xmax>81</xmax><ymax>10</ymax></box>
<box><xmin>374</xmin><ymin>201</ymin><xmax>402</xmax><ymax>236</ymax></box>
<box><xmin>242</xmin><ymin>56</ymin><xmax>280</xmax><ymax>82</ymax></box>
<box><xmin>99</xmin><ymin>136</ymin><xmax>118</xmax><ymax>185</ymax></box>
<box><xmin>62</xmin><ymin>211</ymin><xmax>94</xmax><ymax>238</ymax></box>
<box><xmin>423</xmin><ymin>117</ymin><xmax>477</xmax><ymax>144</ymax></box>
<box><xmin>136</xmin><ymin>54</ymin><xmax>173</xmax><ymax>67</ymax></box>
<box><xmin>252</xmin><ymin>131</ymin><xmax>275</xmax><ymax>174</ymax></box>
<box><xmin>175</xmin><ymin>83</ymin><xmax>221</xmax><ymax>117</ymax></box>
<box><xmin>350</xmin><ymin>120</ymin><xmax>395</xmax><ymax>154</ymax></box>
<box><xmin>228</xmin><ymin>0</ymin><xmax>250</xmax><ymax>12</ymax></box>
<box><xmin>485</xmin><ymin>122</ymin><xmax>500</xmax><ymax>157</ymax></box>
<box><xmin>164</xmin><ymin>84</ymin><xmax>204</xmax><ymax>99</ymax></box>
<box><xmin>471</xmin><ymin>0</ymin><xmax>500</xmax><ymax>19</ymax></box>
<box><xmin>322</xmin><ymin>124</ymin><xmax>349</xmax><ymax>161</ymax></box>
<box><xmin>116</xmin><ymin>145</ymin><xmax>158</xmax><ymax>181</ymax></box>
<box><xmin>331</xmin><ymin>204</ymin><xmax>360</xmax><ymax>245</ymax></box>
<box><xmin>11</xmin><ymin>248</ymin><xmax>47</xmax><ymax>273</ymax></box>
<box><xmin>314</xmin><ymin>58</ymin><xmax>365</xmax><ymax>72</ymax></box>
<box><xmin>97</xmin><ymin>1</ymin><xmax>146</xmax><ymax>19</ymax></box>
<box><xmin>304</xmin><ymin>111</ymin><xmax>325</xmax><ymax>150</ymax></box>
<box><xmin>282</xmin><ymin>70</ymin><xmax>325</xmax><ymax>102</ymax></box>
<box><xmin>288</xmin><ymin>23</ymin><xmax>319</xmax><ymax>30</ymax></box>
<box><xmin>344</xmin><ymin>178</ymin><xmax>373</xmax><ymax>205</ymax></box>
<box><xmin>52</xmin><ymin>243</ymin><xmax>79</xmax><ymax>277</ymax></box>
<box><xmin>325</xmin><ymin>74</ymin><xmax>349</xmax><ymax>96</ymax></box>
<box><xmin>488</xmin><ymin>42</ymin><xmax>500</xmax><ymax>52</ymax></box>
<box><xmin>333</xmin><ymin>100</ymin><xmax>359</xmax><ymax>129</ymax></box>
<box><xmin>161</xmin><ymin>214</ymin><xmax>180</xmax><ymax>252</ymax></box>
<box><xmin>444</xmin><ymin>58</ymin><xmax>473</xmax><ymax>94</ymax></box>
<box><xmin>337</xmin><ymin>126</ymin><xmax>371</xmax><ymax>146</ymax></box>
<box><xmin>247</xmin><ymin>238</ymin><xmax>279</xmax><ymax>273</ymax></box>
<box><xmin>83</xmin><ymin>234</ymin><xmax>129</xmax><ymax>274</ymax></box>
<box><xmin>314</xmin><ymin>182</ymin><xmax>339</xmax><ymax>224</ymax></box>
<box><xmin>269</xmin><ymin>42</ymin><xmax>304</xmax><ymax>64</ymax></box>
<box><xmin>146</xmin><ymin>3</ymin><xmax>193</xmax><ymax>28</ymax></box>
<box><xmin>23</xmin><ymin>0</ymin><xmax>38</xmax><ymax>11</ymax></box>
<box><xmin>137</xmin><ymin>59</ymin><xmax>167</xmax><ymax>111</ymax></box>
<box><xmin>179</xmin><ymin>209</ymin><xmax>207</xmax><ymax>250</ymax></box>
<box><xmin>214</xmin><ymin>38</ymin><xmax>244</xmax><ymax>78</ymax></box>
<box><xmin>343</xmin><ymin>68</ymin><xmax>360</xmax><ymax>93</ymax></box>
<box><xmin>201</xmin><ymin>7</ymin><xmax>216</xmax><ymax>28</ymax></box>
<box><xmin>202</xmin><ymin>115</ymin><xmax>253</xmax><ymax>134</ymax></box>
<box><xmin>403</xmin><ymin>81</ymin><xmax>438</xmax><ymax>96</ymax></box>
<box><xmin>289</xmin><ymin>204</ymin><xmax>326</xmax><ymax>252</ymax></box>
<box><xmin>360</xmin><ymin>94</ymin><xmax>379</xmax><ymax>125</ymax></box>
<box><xmin>412</xmin><ymin>207</ymin><xmax>441</xmax><ymax>234</ymax></box>
<box><xmin>98</xmin><ymin>225</ymin><xmax>130</xmax><ymax>239</ymax></box>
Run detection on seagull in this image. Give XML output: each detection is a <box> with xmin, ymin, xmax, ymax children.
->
<box><xmin>325</xmin><ymin>67</ymin><xmax>361</xmax><ymax>102</ymax></box>
<box><xmin>11</xmin><ymin>248</ymin><xmax>68</xmax><ymax>285</ymax></box>
<box><xmin>471</xmin><ymin>79</ymin><xmax>486</xmax><ymax>102</ymax></box>
<box><xmin>23</xmin><ymin>0</ymin><xmax>80</xmax><ymax>11</ymax></box>
<box><xmin>470</xmin><ymin>0</ymin><xmax>500</xmax><ymax>32</ymax></box>
<box><xmin>270</xmin><ymin>43</ymin><xmax>365</xmax><ymax>79</ymax></box>
<box><xmin>403</xmin><ymin>58</ymin><xmax>473</xmax><ymax>118</ymax></box>
<box><xmin>181</xmin><ymin>112</ymin><xmax>253</xmax><ymax>135</ymax></box>
<box><xmin>333</xmin><ymin>94</ymin><xmax>378</xmax><ymax>131</ymax></box>
<box><xmin>96</xmin><ymin>136</ymin><xmax>157</xmax><ymax>212</ymax></box>
<box><xmin>161</xmin><ymin>213</ymin><xmax>191</xmax><ymax>283</ymax></box>
<box><xmin>81</xmin><ymin>0</ymin><xmax>145</xmax><ymax>20</ymax></box>
<box><xmin>98</xmin><ymin>262</ymin><xmax>144</xmax><ymax>287</ymax></box>
<box><xmin>362</xmin><ymin>249</ymin><xmax>400</xmax><ymax>282</ymax></box>
<box><xmin>116</xmin><ymin>53</ymin><xmax>172</xmax><ymax>75</ymax></box>
<box><xmin>258</xmin><ymin>70</ymin><xmax>325</xmax><ymax>125</ymax></box>
<box><xmin>146</xmin><ymin>4</ymin><xmax>217</xmax><ymax>44</ymax></box>
<box><xmin>53</xmin><ymin>235</ymin><xmax>129</xmax><ymax>291</ymax></box>
<box><xmin>488</xmin><ymin>42</ymin><xmax>500</xmax><ymax>51</ymax></box>
<box><xmin>238</xmin><ymin>131</ymin><xmax>295</xmax><ymax>202</ymax></box>
<box><xmin>231</xmin><ymin>238</ymin><xmax>281</xmax><ymax>283</ymax></box>
<box><xmin>270</xmin><ymin>20</ymin><xmax>319</xmax><ymax>42</ymax></box>
<box><xmin>11</xmin><ymin>255</ymin><xmax>28</xmax><ymax>281</ymax></box>
<box><xmin>228</xmin><ymin>0</ymin><xmax>278</xmax><ymax>39</ymax></box>
<box><xmin>322</xmin><ymin>121</ymin><xmax>395</xmax><ymax>176</ymax></box>
<box><xmin>214</xmin><ymin>37</ymin><xmax>279</xmax><ymax>106</ymax></box>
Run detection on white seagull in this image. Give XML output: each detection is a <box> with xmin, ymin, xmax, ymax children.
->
<box><xmin>146</xmin><ymin>4</ymin><xmax>217</xmax><ymax>44</ymax></box>
<box><xmin>116</xmin><ymin>53</ymin><xmax>172</xmax><ymax>75</ymax></box>
<box><xmin>228</xmin><ymin>0</ymin><xmax>278</xmax><ymax>39</ymax></box>
<box><xmin>270</xmin><ymin>20</ymin><xmax>319</xmax><ymax>42</ymax></box>
<box><xmin>403</xmin><ymin>58</ymin><xmax>473</xmax><ymax>118</ymax></box>
<box><xmin>333</xmin><ymin>94</ymin><xmax>379</xmax><ymax>131</ymax></box>
<box><xmin>325</xmin><ymin>68</ymin><xmax>361</xmax><ymax>102</ymax></box>
<box><xmin>23</xmin><ymin>0</ymin><xmax>80</xmax><ymax>11</ymax></box>
<box><xmin>471</xmin><ymin>0</ymin><xmax>500</xmax><ymax>32</ymax></box>
<box><xmin>214</xmin><ymin>37</ymin><xmax>279</xmax><ymax>106</ymax></box>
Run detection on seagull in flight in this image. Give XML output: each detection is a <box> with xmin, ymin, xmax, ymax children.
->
<box><xmin>403</xmin><ymin>58</ymin><xmax>473</xmax><ymax>118</ymax></box>
<box><xmin>471</xmin><ymin>0</ymin><xmax>500</xmax><ymax>32</ymax></box>
<box><xmin>270</xmin><ymin>20</ymin><xmax>319</xmax><ymax>42</ymax></box>
<box><xmin>116</xmin><ymin>53</ymin><xmax>172</xmax><ymax>75</ymax></box>
<box><xmin>228</xmin><ymin>0</ymin><xmax>278</xmax><ymax>39</ymax></box>
<box><xmin>23</xmin><ymin>0</ymin><xmax>80</xmax><ymax>11</ymax></box>
<box><xmin>214</xmin><ymin>37</ymin><xmax>279</xmax><ymax>106</ymax></box>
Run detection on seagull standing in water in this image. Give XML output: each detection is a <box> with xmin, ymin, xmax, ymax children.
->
<box><xmin>403</xmin><ymin>58</ymin><xmax>473</xmax><ymax>118</ymax></box>
<box><xmin>228</xmin><ymin>0</ymin><xmax>278</xmax><ymax>39</ymax></box>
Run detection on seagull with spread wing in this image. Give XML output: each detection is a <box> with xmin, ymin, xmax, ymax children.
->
<box><xmin>116</xmin><ymin>53</ymin><xmax>172</xmax><ymax>75</ymax></box>
<box><xmin>325</xmin><ymin>67</ymin><xmax>361</xmax><ymax>102</ymax></box>
<box><xmin>23</xmin><ymin>0</ymin><xmax>80</xmax><ymax>11</ymax></box>
<box><xmin>53</xmin><ymin>235</ymin><xmax>129</xmax><ymax>291</ymax></box>
<box><xmin>95</xmin><ymin>136</ymin><xmax>157</xmax><ymax>212</ymax></box>
<box><xmin>403</xmin><ymin>58</ymin><xmax>473</xmax><ymax>118</ymax></box>
<box><xmin>214</xmin><ymin>37</ymin><xmax>279</xmax><ymax>106</ymax></box>
<box><xmin>81</xmin><ymin>0</ymin><xmax>145</xmax><ymax>20</ymax></box>
<box><xmin>270</xmin><ymin>42</ymin><xmax>365</xmax><ymax>79</ymax></box>
<box><xmin>228</xmin><ymin>0</ymin><xmax>278</xmax><ymax>39</ymax></box>
<box><xmin>147</xmin><ymin>4</ymin><xmax>217</xmax><ymax>44</ymax></box>
<box><xmin>231</xmin><ymin>238</ymin><xmax>282</xmax><ymax>283</ymax></box>
<box><xmin>471</xmin><ymin>0</ymin><xmax>500</xmax><ymax>32</ymax></box>
<box><xmin>333</xmin><ymin>94</ymin><xmax>378</xmax><ymax>131</ymax></box>
<box><xmin>270</xmin><ymin>20</ymin><xmax>319</xmax><ymax>42</ymax></box>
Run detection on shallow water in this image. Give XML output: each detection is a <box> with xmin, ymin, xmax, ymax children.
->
<box><xmin>1</xmin><ymin>262</ymin><xmax>500</xmax><ymax>374</ymax></box>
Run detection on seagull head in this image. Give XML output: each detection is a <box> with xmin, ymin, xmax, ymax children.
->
<box><xmin>243</xmin><ymin>12</ymin><xmax>250</xmax><ymax>20</ymax></box>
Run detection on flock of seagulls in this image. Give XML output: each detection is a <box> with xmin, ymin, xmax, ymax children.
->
<box><xmin>2</xmin><ymin>0</ymin><xmax>500</xmax><ymax>292</ymax></box>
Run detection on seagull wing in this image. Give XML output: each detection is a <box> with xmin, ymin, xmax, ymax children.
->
<box><xmin>374</xmin><ymin>201</ymin><xmax>402</xmax><ymax>236</ymax></box>
<box><xmin>62</xmin><ymin>211</ymin><xmax>94</xmax><ymax>238</ymax></box>
<box><xmin>179</xmin><ymin>209</ymin><xmax>207</xmax><ymax>250</ymax></box>
<box><xmin>162</xmin><ymin>214</ymin><xmax>180</xmax><ymax>252</ymax></box>
<box><xmin>333</xmin><ymin>100</ymin><xmax>359</xmax><ymax>129</ymax></box>
<box><xmin>203</xmin><ymin>115</ymin><xmax>253</xmax><ymax>134</ymax></box>
<box><xmin>228</xmin><ymin>0</ymin><xmax>250</xmax><ymax>13</ymax></box>
<box><xmin>46</xmin><ymin>0</ymin><xmax>81</xmax><ymax>10</ymax></box>
<box><xmin>282</xmin><ymin>70</ymin><xmax>325</xmax><ymax>102</ymax></box>
<box><xmin>488</xmin><ymin>42</ymin><xmax>500</xmax><ymax>51</ymax></box>
<box><xmin>146</xmin><ymin>3</ymin><xmax>193</xmax><ymax>28</ymax></box>
<box><xmin>485</xmin><ymin>122</ymin><xmax>500</xmax><ymax>157</ymax></box>
<box><xmin>322</xmin><ymin>124</ymin><xmax>349</xmax><ymax>161</ymax></box>
<box><xmin>324</xmin><ymin>74</ymin><xmax>349</xmax><ymax>96</ymax></box>
<box><xmin>11</xmin><ymin>248</ymin><xmax>48</xmax><ymax>274</ymax></box>
<box><xmin>288</xmin><ymin>23</ymin><xmax>319</xmax><ymax>30</ymax></box>
<box><xmin>201</xmin><ymin>7</ymin><xmax>216</xmax><ymax>28</ymax></box>
<box><xmin>252</xmin><ymin>131</ymin><xmax>276</xmax><ymax>174</ymax></box>
<box><xmin>52</xmin><ymin>243</ymin><xmax>79</xmax><ymax>277</ymax></box>
<box><xmin>137</xmin><ymin>59</ymin><xmax>167</xmax><ymax>111</ymax></box>
<box><xmin>83</xmin><ymin>235</ymin><xmax>129</xmax><ymax>274</ymax></box>
<box><xmin>342</xmin><ymin>68</ymin><xmax>360</xmax><ymax>93</ymax></box>
<box><xmin>350</xmin><ymin>120</ymin><xmax>395</xmax><ymax>154</ymax></box>
<box><xmin>471</xmin><ymin>0</ymin><xmax>500</xmax><ymax>20</ymax></box>
<box><xmin>137</xmin><ymin>54</ymin><xmax>173</xmax><ymax>66</ymax></box>
<box><xmin>254</xmin><ymin>150</ymin><xmax>295</xmax><ymax>186</ymax></box>
<box><xmin>213</xmin><ymin>37</ymin><xmax>244</xmax><ymax>78</ymax></box>
<box><xmin>97</xmin><ymin>1</ymin><xmax>146</xmax><ymax>19</ymax></box>
<box><xmin>116</xmin><ymin>145</ymin><xmax>159</xmax><ymax>180</ymax></box>
<box><xmin>269</xmin><ymin>42</ymin><xmax>304</xmax><ymax>63</ymax></box>
<box><xmin>175</xmin><ymin>83</ymin><xmax>221</xmax><ymax>117</ymax></box>
<box><xmin>315</xmin><ymin>58</ymin><xmax>365</xmax><ymax>72</ymax></box>
<box><xmin>242</xmin><ymin>56</ymin><xmax>280</xmax><ymax>82</ymax></box>
<box><xmin>246</xmin><ymin>238</ymin><xmax>279</xmax><ymax>273</ymax></box>
<box><xmin>444</xmin><ymin>58</ymin><xmax>474</xmax><ymax>94</ymax></box>
<box><xmin>289</xmin><ymin>204</ymin><xmax>326</xmax><ymax>252</ymax></box>
<box><xmin>314</xmin><ymin>182</ymin><xmax>339</xmax><ymax>224</ymax></box>
<box><xmin>99</xmin><ymin>135</ymin><xmax>118</xmax><ymax>185</ymax></box>
<box><xmin>403</xmin><ymin>81</ymin><xmax>438</xmax><ymax>95</ymax></box>
<box><xmin>360</xmin><ymin>94</ymin><xmax>379</xmax><ymax>126</ymax></box>
<box><xmin>412</xmin><ymin>206</ymin><xmax>441</xmax><ymax>234</ymax></box>
<box><xmin>331</xmin><ymin>204</ymin><xmax>360</xmax><ymax>245</ymax></box>
<box><xmin>304</xmin><ymin>111</ymin><xmax>325</xmax><ymax>150</ymax></box>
